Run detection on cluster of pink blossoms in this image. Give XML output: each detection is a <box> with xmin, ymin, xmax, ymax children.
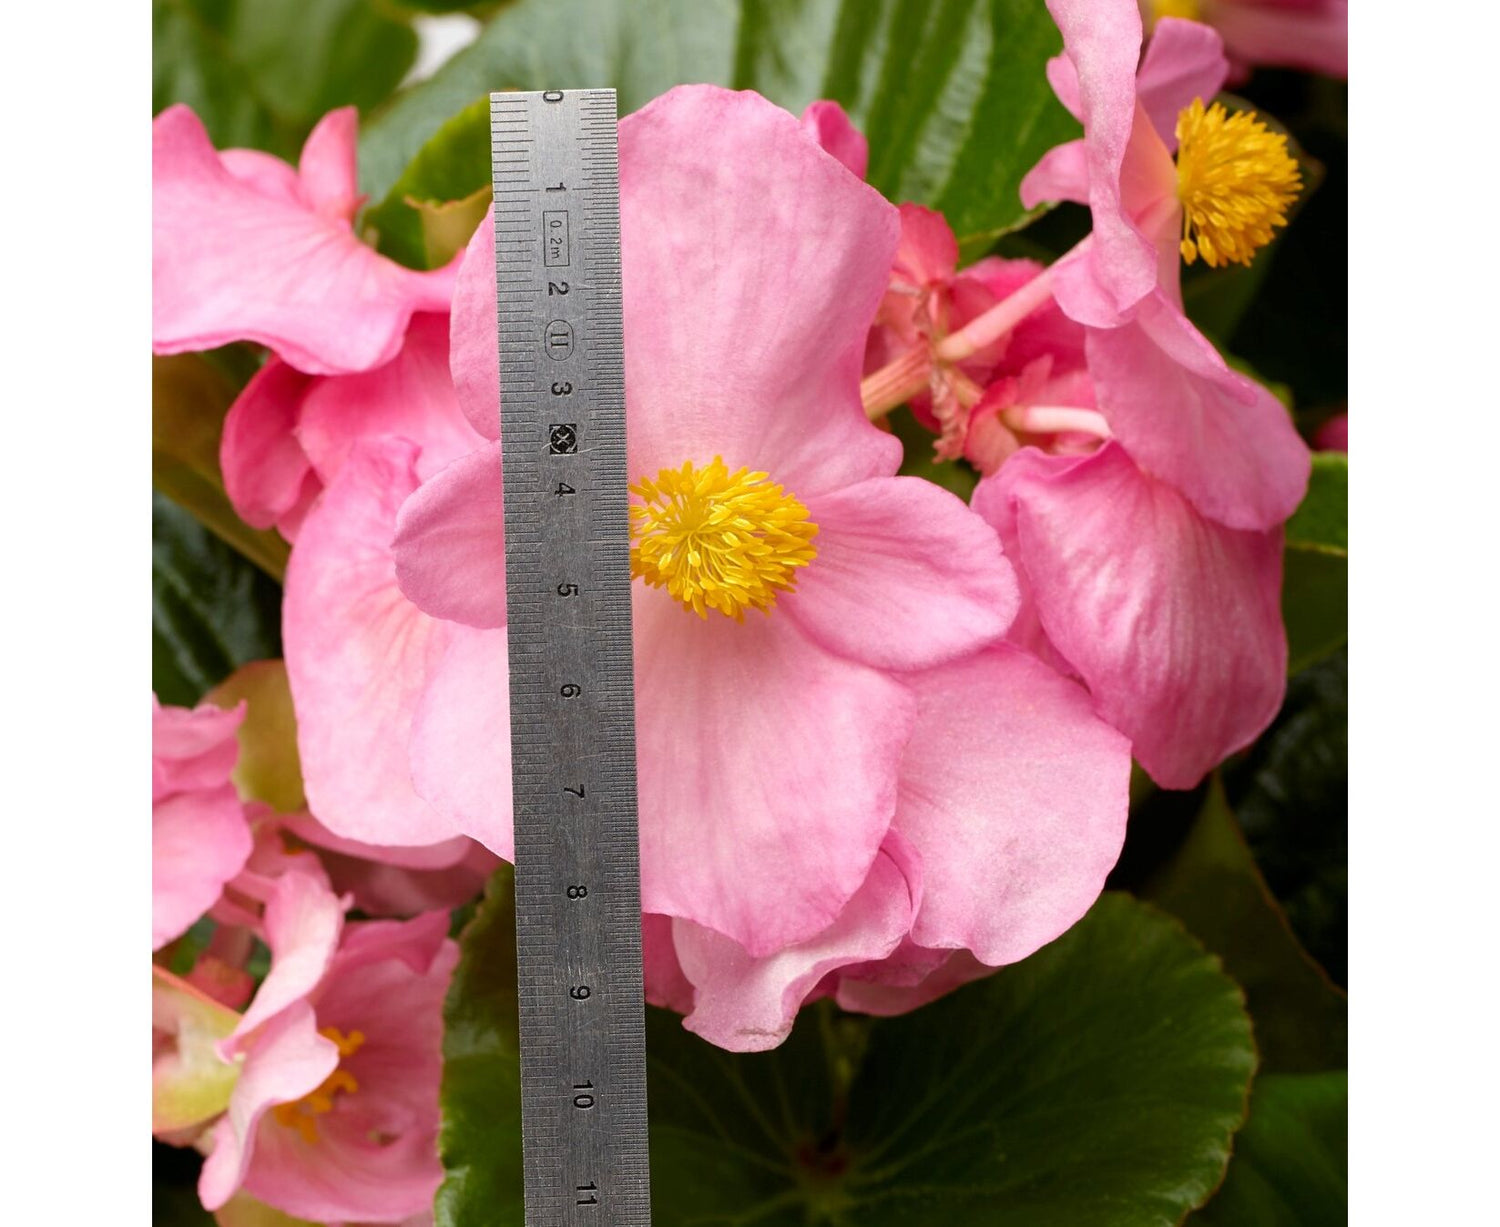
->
<box><xmin>153</xmin><ymin>0</ymin><xmax>1324</xmax><ymax>1216</ymax></box>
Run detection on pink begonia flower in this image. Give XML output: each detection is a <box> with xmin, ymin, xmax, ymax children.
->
<box><xmin>799</xmin><ymin>100</ymin><xmax>868</xmax><ymax>179</ymax></box>
<box><xmin>944</xmin><ymin>1</ymin><xmax>1313</xmax><ymax>787</ymax></box>
<box><xmin>363</xmin><ymin>84</ymin><xmax>1130</xmax><ymax>1050</ymax></box>
<box><xmin>198</xmin><ymin>871</ymin><xmax>456</xmax><ymax>1223</ymax></box>
<box><xmin>154</xmin><ymin>696</ymin><xmax>254</xmax><ymax>950</ymax></box>
<box><xmin>400</xmin><ymin>84</ymin><xmax>1020</xmax><ymax>959</ymax></box>
<box><xmin>153</xmin><ymin>105</ymin><xmax>457</xmax><ymax>376</ymax></box>
<box><xmin>1142</xmin><ymin>0</ymin><xmax>1347</xmax><ymax>79</ymax></box>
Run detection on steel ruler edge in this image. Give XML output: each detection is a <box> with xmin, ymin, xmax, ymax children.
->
<box><xmin>491</xmin><ymin>88</ymin><xmax>651</xmax><ymax>1226</ymax></box>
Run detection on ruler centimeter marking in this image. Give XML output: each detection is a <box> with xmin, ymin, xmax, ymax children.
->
<box><xmin>491</xmin><ymin>89</ymin><xmax>652</xmax><ymax>1226</ymax></box>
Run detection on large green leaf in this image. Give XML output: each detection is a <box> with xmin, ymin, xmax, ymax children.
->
<box><xmin>153</xmin><ymin>493</ymin><xmax>283</xmax><ymax>707</ymax></box>
<box><xmin>154</xmin><ymin>0</ymin><xmax>418</xmax><ymax>158</ymax></box>
<box><xmin>359</xmin><ymin>0</ymin><xmax>1074</xmax><ymax>255</ymax></box>
<box><xmin>435</xmin><ymin>868</ymin><xmax>524</xmax><ymax>1227</ymax></box>
<box><xmin>1146</xmin><ymin>778</ymin><xmax>1345</xmax><ymax>1073</ymax></box>
<box><xmin>1282</xmin><ymin>453</ymin><xmax>1347</xmax><ymax>673</ymax></box>
<box><xmin>437</xmin><ymin>891</ymin><xmax>1255</xmax><ymax>1226</ymax></box>
<box><xmin>1192</xmin><ymin>1073</ymin><xmax>1347</xmax><ymax>1226</ymax></box>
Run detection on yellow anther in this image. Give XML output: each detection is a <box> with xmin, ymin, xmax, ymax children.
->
<box><xmin>271</xmin><ymin>1026</ymin><xmax>366</xmax><ymax>1144</ymax></box>
<box><xmin>630</xmin><ymin>457</ymin><xmax>818</xmax><ymax>620</ymax></box>
<box><xmin>1150</xmin><ymin>0</ymin><xmax>1202</xmax><ymax>22</ymax></box>
<box><xmin>1175</xmin><ymin>98</ymin><xmax>1302</xmax><ymax>268</ymax></box>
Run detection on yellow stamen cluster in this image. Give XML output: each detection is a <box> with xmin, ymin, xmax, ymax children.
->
<box><xmin>1175</xmin><ymin>98</ymin><xmax>1302</xmax><ymax>268</ymax></box>
<box><xmin>630</xmin><ymin>458</ymin><xmax>818</xmax><ymax>620</ymax></box>
<box><xmin>271</xmin><ymin>1026</ymin><xmax>366</xmax><ymax>1144</ymax></box>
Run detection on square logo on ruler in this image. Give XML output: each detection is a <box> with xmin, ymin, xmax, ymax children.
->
<box><xmin>549</xmin><ymin>423</ymin><xmax>578</xmax><ymax>454</ymax></box>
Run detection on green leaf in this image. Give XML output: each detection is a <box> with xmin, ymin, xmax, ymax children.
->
<box><xmin>154</xmin><ymin>0</ymin><xmax>418</xmax><ymax>158</ymax></box>
<box><xmin>1285</xmin><ymin>452</ymin><xmax>1347</xmax><ymax>557</ymax></box>
<box><xmin>440</xmin><ymin>890</ymin><xmax>1256</xmax><ymax>1226</ymax></box>
<box><xmin>1191</xmin><ymin>1073</ymin><xmax>1347</xmax><ymax>1226</ymax></box>
<box><xmin>435</xmin><ymin>867</ymin><xmax>524</xmax><ymax>1227</ymax></box>
<box><xmin>358</xmin><ymin>0</ymin><xmax>1075</xmax><ymax>254</ymax></box>
<box><xmin>207</xmin><ymin>660</ymin><xmax>306</xmax><ymax>813</ymax></box>
<box><xmin>153</xmin><ymin>492</ymin><xmax>283</xmax><ymax>707</ymax></box>
<box><xmin>1281</xmin><ymin>453</ymin><xmax>1347</xmax><ymax>672</ymax></box>
<box><xmin>364</xmin><ymin>98</ymin><xmax>496</xmax><ymax>268</ymax></box>
<box><xmin>654</xmin><ymin>894</ymin><xmax>1255</xmax><ymax>1225</ymax></box>
<box><xmin>1146</xmin><ymin>777</ymin><xmax>1345</xmax><ymax>1073</ymax></box>
<box><xmin>154</xmin><ymin>354</ymin><xmax>290</xmax><ymax>580</ymax></box>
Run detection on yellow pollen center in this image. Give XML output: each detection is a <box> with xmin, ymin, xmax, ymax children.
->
<box><xmin>1150</xmin><ymin>0</ymin><xmax>1202</xmax><ymax>21</ymax></box>
<box><xmin>630</xmin><ymin>457</ymin><xmax>818</xmax><ymax>621</ymax></box>
<box><xmin>271</xmin><ymin>1026</ymin><xmax>366</xmax><ymax>1144</ymax></box>
<box><xmin>1175</xmin><ymin>98</ymin><xmax>1302</xmax><ymax>268</ymax></box>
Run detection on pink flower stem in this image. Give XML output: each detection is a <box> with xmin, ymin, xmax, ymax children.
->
<box><xmin>1001</xmin><ymin>404</ymin><xmax>1112</xmax><ymax>438</ymax></box>
<box><xmin>933</xmin><ymin>260</ymin><xmax>1061</xmax><ymax>364</ymax></box>
<box><xmin>861</xmin><ymin>345</ymin><xmax>931</xmax><ymax>420</ymax></box>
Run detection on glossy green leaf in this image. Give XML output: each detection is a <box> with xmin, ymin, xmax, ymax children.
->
<box><xmin>437</xmin><ymin>892</ymin><xmax>1255</xmax><ymax>1226</ymax></box>
<box><xmin>153</xmin><ymin>492</ymin><xmax>283</xmax><ymax>707</ymax></box>
<box><xmin>1146</xmin><ymin>777</ymin><xmax>1345</xmax><ymax>1073</ymax></box>
<box><xmin>359</xmin><ymin>0</ymin><xmax>1074</xmax><ymax>255</ymax></box>
<box><xmin>154</xmin><ymin>354</ymin><xmax>290</xmax><ymax>580</ymax></box>
<box><xmin>435</xmin><ymin>867</ymin><xmax>524</xmax><ymax>1227</ymax></box>
<box><xmin>1282</xmin><ymin>548</ymin><xmax>1346</xmax><ymax>675</ymax></box>
<box><xmin>154</xmin><ymin>0</ymin><xmax>418</xmax><ymax>158</ymax></box>
<box><xmin>1192</xmin><ymin>1073</ymin><xmax>1347</xmax><ymax>1226</ymax></box>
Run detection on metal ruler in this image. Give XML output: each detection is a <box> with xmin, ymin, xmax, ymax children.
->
<box><xmin>491</xmin><ymin>88</ymin><xmax>651</xmax><ymax>1225</ymax></box>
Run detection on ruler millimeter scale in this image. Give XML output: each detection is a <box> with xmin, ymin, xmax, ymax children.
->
<box><xmin>492</xmin><ymin>89</ymin><xmax>651</xmax><ymax>1225</ymax></box>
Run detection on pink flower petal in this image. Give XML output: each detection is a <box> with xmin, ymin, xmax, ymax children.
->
<box><xmin>221</xmin><ymin>359</ymin><xmax>321</xmax><ymax>537</ymax></box>
<box><xmin>799</xmin><ymin>100</ymin><xmax>869</xmax><ymax>179</ymax></box>
<box><xmin>407</xmin><ymin>626</ymin><xmax>515</xmax><ymax>861</ymax></box>
<box><xmin>672</xmin><ymin>841</ymin><xmax>916</xmax><ymax>1051</ymax></box>
<box><xmin>226</xmin><ymin>871</ymin><xmax>344</xmax><ymax>1054</ymax></box>
<box><xmin>392</xmin><ymin>442</ymin><xmax>506</xmax><ymax>630</ymax></box>
<box><xmin>643</xmin><ymin>914</ymin><xmax>695</xmax><ymax>1014</ymax></box>
<box><xmin>449</xmin><ymin>208</ymin><xmax>501</xmax><ymax>441</ymax></box>
<box><xmin>619</xmin><ymin>85</ymin><xmax>901</xmax><ymax>496</ymax></box>
<box><xmin>633</xmin><ymin>584</ymin><xmax>915</xmax><ymax>957</ymax></box>
<box><xmin>998</xmin><ymin>442</ymin><xmax>1287</xmax><ymax>788</ymax></box>
<box><xmin>1136</xmin><ymin>18</ymin><xmax>1230</xmax><ymax>149</ymax></box>
<box><xmin>199</xmin><ymin>1002</ymin><xmax>339</xmax><ymax>1211</ymax></box>
<box><xmin>153</xmin><ymin>785</ymin><xmax>254</xmax><ymax>950</ymax></box>
<box><xmin>1019</xmin><ymin>138</ymin><xmax>1091</xmax><ymax>208</ymax></box>
<box><xmin>153</xmin><ymin>105</ymin><xmax>455</xmax><ymax>375</ymax></box>
<box><xmin>283</xmin><ymin>439</ymin><xmax>462</xmax><ymax>847</ymax></box>
<box><xmin>296</xmin><ymin>108</ymin><xmax>360</xmax><ymax>220</ymax></box>
<box><xmin>1087</xmin><ymin>290</ymin><xmax>1311</xmax><ymax>530</ymax></box>
<box><xmin>153</xmin><ymin>696</ymin><xmax>246</xmax><ymax>799</ymax></box>
<box><xmin>835</xmin><ymin>947</ymin><xmax>996</xmax><ymax>1016</ymax></box>
<box><xmin>890</xmin><ymin>645</ymin><xmax>1130</xmax><ymax>964</ymax></box>
<box><xmin>783</xmin><ymin>477</ymin><xmax>1018</xmax><ymax>671</ymax></box>
<box><xmin>1214</xmin><ymin>0</ymin><xmax>1347</xmax><ymax>78</ymax></box>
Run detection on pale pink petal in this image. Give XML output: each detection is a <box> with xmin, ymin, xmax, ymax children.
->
<box><xmin>450</xmin><ymin>208</ymin><xmax>501</xmax><ymax>441</ymax></box>
<box><xmin>153</xmin><ymin>697</ymin><xmax>246</xmax><ymax>800</ymax></box>
<box><xmin>1136</xmin><ymin>18</ymin><xmax>1230</xmax><ymax>148</ymax></box>
<box><xmin>1088</xmin><ymin>290</ymin><xmax>1311</xmax><ymax>530</ymax></box>
<box><xmin>153</xmin><ymin>786</ymin><xmax>254</xmax><ymax>950</ymax></box>
<box><xmin>296</xmin><ymin>312</ymin><xmax>482</xmax><ymax>485</ymax></box>
<box><xmin>1215</xmin><ymin>0</ymin><xmax>1347</xmax><ymax>77</ymax></box>
<box><xmin>1042</xmin><ymin>0</ymin><xmax>1159</xmax><ymax>324</ymax></box>
<box><xmin>283</xmin><ymin>439</ymin><xmax>461</xmax><ymax>847</ymax></box>
<box><xmin>199</xmin><ymin>1002</ymin><xmax>339</xmax><ymax>1211</ymax></box>
<box><xmin>642</xmin><ymin>914</ymin><xmax>695</xmax><ymax>1015</ymax></box>
<box><xmin>316</xmin><ymin>847</ymin><xmax>496</xmax><ymax>918</ymax></box>
<box><xmin>153</xmin><ymin>105</ymin><xmax>456</xmax><ymax>375</ymax></box>
<box><xmin>226</xmin><ymin>871</ymin><xmax>345</xmax><ymax>1052</ymax></box>
<box><xmin>219</xmin><ymin>148</ymin><xmax>305</xmax><ymax>205</ymax></box>
<box><xmin>1314</xmin><ymin>412</ymin><xmax>1347</xmax><ymax>452</ymax></box>
<box><xmin>280</xmin><ymin>813</ymin><xmax>476</xmax><ymax>872</ymax></box>
<box><xmin>1019</xmin><ymin>138</ymin><xmax>1091</xmax><ymax>208</ymax></box>
<box><xmin>673</xmin><ymin>842</ymin><xmax>916</xmax><ymax>1051</ymax></box>
<box><xmin>890</xmin><ymin>645</ymin><xmax>1130</xmax><ymax>964</ymax></box>
<box><xmin>634</xmin><ymin>584</ymin><xmax>914</xmax><ymax>956</ymax></box>
<box><xmin>619</xmin><ymin>85</ymin><xmax>900</xmax><ymax>496</ymax></box>
<box><xmin>407</xmin><ymin>627</ymin><xmax>515</xmax><ymax>861</ymax></box>
<box><xmin>221</xmin><ymin>359</ymin><xmax>321</xmax><ymax>536</ymax></box>
<box><xmin>297</xmin><ymin>108</ymin><xmax>360</xmax><ymax>220</ymax></box>
<box><xmin>392</xmin><ymin>442</ymin><xmax>506</xmax><ymax>630</ymax></box>
<box><xmin>835</xmin><ymin>947</ymin><xmax>996</xmax><ymax>1016</ymax></box>
<box><xmin>999</xmin><ymin>443</ymin><xmax>1287</xmax><ymax>788</ymax></box>
<box><xmin>1045</xmin><ymin>50</ymin><xmax>1082</xmax><ymax>118</ymax></box>
<box><xmin>782</xmin><ymin>477</ymin><xmax>1017</xmax><ymax>670</ymax></box>
<box><xmin>799</xmin><ymin>100</ymin><xmax>869</xmax><ymax>179</ymax></box>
